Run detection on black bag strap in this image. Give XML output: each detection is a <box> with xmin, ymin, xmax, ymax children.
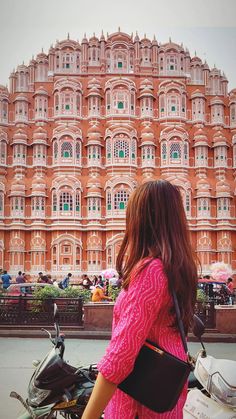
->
<box><xmin>169</xmin><ymin>282</ymin><xmax>189</xmax><ymax>354</ymax></box>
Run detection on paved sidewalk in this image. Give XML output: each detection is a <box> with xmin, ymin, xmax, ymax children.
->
<box><xmin>0</xmin><ymin>325</ymin><xmax>236</xmax><ymax>342</ymax></box>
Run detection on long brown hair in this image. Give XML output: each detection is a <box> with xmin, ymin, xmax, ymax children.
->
<box><xmin>116</xmin><ymin>180</ymin><xmax>198</xmax><ymax>331</ymax></box>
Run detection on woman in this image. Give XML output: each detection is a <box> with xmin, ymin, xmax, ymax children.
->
<box><xmin>82</xmin><ymin>180</ymin><xmax>197</xmax><ymax>419</ymax></box>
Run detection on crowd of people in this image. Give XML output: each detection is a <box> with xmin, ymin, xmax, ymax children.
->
<box><xmin>0</xmin><ymin>268</ymin><xmax>121</xmax><ymax>303</ymax></box>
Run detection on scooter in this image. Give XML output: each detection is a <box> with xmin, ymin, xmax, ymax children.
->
<box><xmin>184</xmin><ymin>316</ymin><xmax>236</xmax><ymax>418</ymax></box>
<box><xmin>10</xmin><ymin>304</ymin><xmax>101</xmax><ymax>419</ymax></box>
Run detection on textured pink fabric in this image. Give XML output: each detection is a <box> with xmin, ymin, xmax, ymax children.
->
<box><xmin>97</xmin><ymin>258</ymin><xmax>188</xmax><ymax>418</ymax></box>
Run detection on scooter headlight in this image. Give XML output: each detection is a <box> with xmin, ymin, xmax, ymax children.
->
<box><xmin>209</xmin><ymin>372</ymin><xmax>236</xmax><ymax>408</ymax></box>
<box><xmin>28</xmin><ymin>380</ymin><xmax>51</xmax><ymax>407</ymax></box>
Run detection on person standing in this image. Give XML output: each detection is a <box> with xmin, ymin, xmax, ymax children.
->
<box><xmin>59</xmin><ymin>272</ymin><xmax>72</xmax><ymax>289</ymax></box>
<box><xmin>1</xmin><ymin>270</ymin><xmax>12</xmax><ymax>289</ymax></box>
<box><xmin>82</xmin><ymin>180</ymin><xmax>197</xmax><ymax>419</ymax></box>
<box><xmin>16</xmin><ymin>271</ymin><xmax>24</xmax><ymax>284</ymax></box>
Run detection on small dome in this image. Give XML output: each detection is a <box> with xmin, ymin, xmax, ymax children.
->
<box><xmin>31</xmin><ymin>176</ymin><xmax>47</xmax><ymax>195</ymax></box>
<box><xmin>13</xmin><ymin>93</ymin><xmax>29</xmax><ymax>102</ymax></box>
<box><xmin>12</xmin><ymin>129</ymin><xmax>27</xmax><ymax>144</ymax></box>
<box><xmin>32</xmin><ymin>127</ymin><xmax>47</xmax><ymax>144</ymax></box>
<box><xmin>33</xmin><ymin>87</ymin><xmax>49</xmax><ymax>96</ymax></box>
<box><xmin>86</xmin><ymin>184</ymin><xmax>102</xmax><ymax>197</ymax></box>
<box><xmin>86</xmin><ymin>125</ymin><xmax>103</xmax><ymax>145</ymax></box>
<box><xmin>140</xmin><ymin>125</ymin><xmax>155</xmax><ymax>144</ymax></box>
<box><xmin>89</xmin><ymin>34</ymin><xmax>99</xmax><ymax>43</ymax></box>
<box><xmin>216</xmin><ymin>180</ymin><xmax>231</xmax><ymax>196</ymax></box>
<box><xmin>87</xmin><ymin>78</ymin><xmax>102</xmax><ymax>89</ymax></box>
<box><xmin>16</xmin><ymin>64</ymin><xmax>28</xmax><ymax>73</ymax></box>
<box><xmin>191</xmin><ymin>89</ymin><xmax>205</xmax><ymax>99</ymax></box>
<box><xmin>36</xmin><ymin>52</ymin><xmax>48</xmax><ymax>62</ymax></box>
<box><xmin>140</xmin><ymin>79</ymin><xmax>153</xmax><ymax>90</ymax></box>
<box><xmin>10</xmin><ymin>178</ymin><xmax>26</xmax><ymax>196</ymax></box>
<box><xmin>190</xmin><ymin>56</ymin><xmax>202</xmax><ymax>65</ymax></box>
<box><xmin>196</xmin><ymin>178</ymin><xmax>211</xmax><ymax>197</ymax></box>
<box><xmin>212</xmin><ymin>131</ymin><xmax>229</xmax><ymax>147</ymax></box>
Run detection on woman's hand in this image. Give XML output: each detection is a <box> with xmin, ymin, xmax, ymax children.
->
<box><xmin>81</xmin><ymin>372</ymin><xmax>117</xmax><ymax>419</ymax></box>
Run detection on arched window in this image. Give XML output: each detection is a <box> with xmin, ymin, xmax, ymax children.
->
<box><xmin>214</xmin><ymin>146</ymin><xmax>227</xmax><ymax>167</ymax></box>
<box><xmin>230</xmin><ymin>103</ymin><xmax>236</xmax><ymax>127</ymax></box>
<box><xmin>32</xmin><ymin>197</ymin><xmax>45</xmax><ymax>218</ymax></box>
<box><xmin>61</xmin><ymin>142</ymin><xmax>73</xmax><ymax>158</ymax></box>
<box><xmin>114</xmin><ymin>189</ymin><xmax>130</xmax><ymax>210</ymax></box>
<box><xmin>197</xmin><ymin>198</ymin><xmax>210</xmax><ymax>218</ymax></box>
<box><xmin>53</xmin><ymin>142</ymin><xmax>58</xmax><ymax>161</ymax></box>
<box><xmin>195</xmin><ymin>146</ymin><xmax>208</xmax><ymax>166</ymax></box>
<box><xmin>11</xmin><ymin>197</ymin><xmax>24</xmax><ymax>217</ymax></box>
<box><xmin>0</xmin><ymin>100</ymin><xmax>8</xmax><ymax>123</ymax></box>
<box><xmin>107</xmin><ymin>191</ymin><xmax>112</xmax><ymax>211</ymax></box>
<box><xmin>217</xmin><ymin>198</ymin><xmax>230</xmax><ymax>218</ymax></box>
<box><xmin>106</xmin><ymin>139</ymin><xmax>112</xmax><ymax>162</ymax></box>
<box><xmin>59</xmin><ymin>192</ymin><xmax>73</xmax><ymax>212</ymax></box>
<box><xmin>114</xmin><ymin>139</ymin><xmax>129</xmax><ymax>159</ymax></box>
<box><xmin>0</xmin><ymin>141</ymin><xmax>6</xmax><ymax>165</ymax></box>
<box><xmin>52</xmin><ymin>191</ymin><xmax>57</xmax><ymax>212</ymax></box>
<box><xmin>75</xmin><ymin>192</ymin><xmax>80</xmax><ymax>213</ymax></box>
<box><xmin>161</xmin><ymin>142</ymin><xmax>167</xmax><ymax>165</ymax></box>
<box><xmin>88</xmin><ymin>197</ymin><xmax>101</xmax><ymax>218</ymax></box>
<box><xmin>170</xmin><ymin>143</ymin><xmax>181</xmax><ymax>161</ymax></box>
<box><xmin>75</xmin><ymin>141</ymin><xmax>81</xmax><ymax>163</ymax></box>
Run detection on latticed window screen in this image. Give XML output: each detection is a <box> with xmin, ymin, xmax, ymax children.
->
<box><xmin>52</xmin><ymin>193</ymin><xmax>57</xmax><ymax>211</ymax></box>
<box><xmin>170</xmin><ymin>143</ymin><xmax>181</xmax><ymax>160</ymax></box>
<box><xmin>54</xmin><ymin>142</ymin><xmax>58</xmax><ymax>159</ymax></box>
<box><xmin>114</xmin><ymin>139</ymin><xmax>129</xmax><ymax>158</ymax></box>
<box><xmin>75</xmin><ymin>193</ymin><xmax>80</xmax><ymax>212</ymax></box>
<box><xmin>184</xmin><ymin>142</ymin><xmax>188</xmax><ymax>160</ymax></box>
<box><xmin>131</xmin><ymin>139</ymin><xmax>136</xmax><ymax>159</ymax></box>
<box><xmin>61</xmin><ymin>142</ymin><xmax>73</xmax><ymax>158</ymax></box>
<box><xmin>218</xmin><ymin>198</ymin><xmax>229</xmax><ymax>212</ymax></box>
<box><xmin>114</xmin><ymin>190</ymin><xmax>130</xmax><ymax>210</ymax></box>
<box><xmin>33</xmin><ymin>197</ymin><xmax>45</xmax><ymax>211</ymax></box>
<box><xmin>162</xmin><ymin>143</ymin><xmax>167</xmax><ymax>159</ymax></box>
<box><xmin>107</xmin><ymin>192</ymin><xmax>112</xmax><ymax>210</ymax></box>
<box><xmin>185</xmin><ymin>192</ymin><xmax>190</xmax><ymax>213</ymax></box>
<box><xmin>88</xmin><ymin>197</ymin><xmax>100</xmax><ymax>212</ymax></box>
<box><xmin>107</xmin><ymin>139</ymin><xmax>112</xmax><ymax>159</ymax></box>
<box><xmin>198</xmin><ymin>198</ymin><xmax>210</xmax><ymax>212</ymax></box>
<box><xmin>0</xmin><ymin>141</ymin><xmax>6</xmax><ymax>164</ymax></box>
<box><xmin>75</xmin><ymin>142</ymin><xmax>80</xmax><ymax>160</ymax></box>
<box><xmin>59</xmin><ymin>192</ymin><xmax>73</xmax><ymax>211</ymax></box>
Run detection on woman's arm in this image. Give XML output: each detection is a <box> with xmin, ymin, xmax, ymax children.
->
<box><xmin>81</xmin><ymin>372</ymin><xmax>117</xmax><ymax>419</ymax></box>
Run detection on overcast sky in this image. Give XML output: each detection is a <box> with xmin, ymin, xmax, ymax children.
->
<box><xmin>0</xmin><ymin>0</ymin><xmax>236</xmax><ymax>90</ymax></box>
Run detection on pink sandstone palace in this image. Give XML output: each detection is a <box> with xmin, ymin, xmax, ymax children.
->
<box><xmin>0</xmin><ymin>30</ymin><xmax>235</xmax><ymax>279</ymax></box>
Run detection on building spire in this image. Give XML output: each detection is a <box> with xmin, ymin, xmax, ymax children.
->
<box><xmin>67</xmin><ymin>32</ymin><xmax>70</xmax><ymax>40</ymax></box>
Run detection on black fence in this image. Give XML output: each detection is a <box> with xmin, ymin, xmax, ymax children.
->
<box><xmin>0</xmin><ymin>296</ymin><xmax>216</xmax><ymax>329</ymax></box>
<box><xmin>0</xmin><ymin>296</ymin><xmax>83</xmax><ymax>326</ymax></box>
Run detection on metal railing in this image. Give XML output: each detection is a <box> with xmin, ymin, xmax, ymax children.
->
<box><xmin>0</xmin><ymin>296</ymin><xmax>83</xmax><ymax>326</ymax></box>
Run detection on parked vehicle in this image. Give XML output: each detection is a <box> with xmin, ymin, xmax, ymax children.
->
<box><xmin>10</xmin><ymin>304</ymin><xmax>101</xmax><ymax>418</ymax></box>
<box><xmin>184</xmin><ymin>316</ymin><xmax>236</xmax><ymax>418</ymax></box>
<box><xmin>6</xmin><ymin>283</ymin><xmax>54</xmax><ymax>297</ymax></box>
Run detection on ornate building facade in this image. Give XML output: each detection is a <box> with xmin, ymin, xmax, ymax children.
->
<box><xmin>0</xmin><ymin>30</ymin><xmax>235</xmax><ymax>278</ymax></box>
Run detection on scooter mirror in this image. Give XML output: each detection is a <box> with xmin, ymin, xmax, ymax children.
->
<box><xmin>192</xmin><ymin>314</ymin><xmax>205</xmax><ymax>339</ymax></box>
<box><xmin>53</xmin><ymin>303</ymin><xmax>59</xmax><ymax>321</ymax></box>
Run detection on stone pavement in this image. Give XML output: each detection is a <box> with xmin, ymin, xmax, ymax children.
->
<box><xmin>1</xmin><ymin>338</ymin><xmax>236</xmax><ymax>419</ymax></box>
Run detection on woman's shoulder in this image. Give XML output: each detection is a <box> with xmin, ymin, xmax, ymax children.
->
<box><xmin>132</xmin><ymin>257</ymin><xmax>166</xmax><ymax>287</ymax></box>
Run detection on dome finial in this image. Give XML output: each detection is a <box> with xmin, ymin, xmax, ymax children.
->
<box><xmin>67</xmin><ymin>32</ymin><xmax>70</xmax><ymax>40</ymax></box>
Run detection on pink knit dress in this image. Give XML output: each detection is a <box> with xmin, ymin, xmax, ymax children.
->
<box><xmin>97</xmin><ymin>258</ymin><xmax>188</xmax><ymax>418</ymax></box>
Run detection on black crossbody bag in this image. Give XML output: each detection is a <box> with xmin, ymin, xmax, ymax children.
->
<box><xmin>118</xmin><ymin>285</ymin><xmax>194</xmax><ymax>413</ymax></box>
